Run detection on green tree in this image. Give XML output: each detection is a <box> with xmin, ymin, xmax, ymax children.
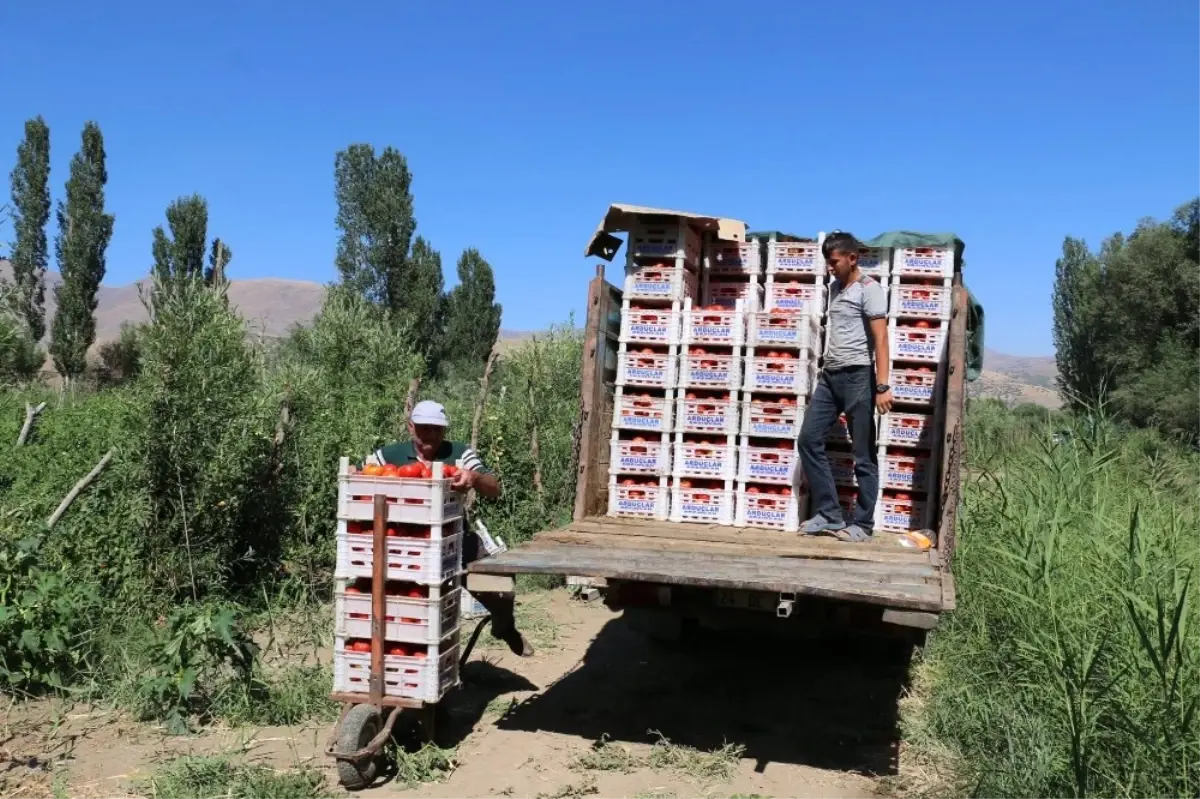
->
<box><xmin>408</xmin><ymin>235</ymin><xmax>446</xmax><ymax>367</ymax></box>
<box><xmin>442</xmin><ymin>248</ymin><xmax>501</xmax><ymax>368</ymax></box>
<box><xmin>149</xmin><ymin>195</ymin><xmax>231</xmax><ymax>308</ymax></box>
<box><xmin>1051</xmin><ymin>237</ymin><xmax>1105</xmax><ymax>408</ymax></box>
<box><xmin>50</xmin><ymin>122</ymin><xmax>115</xmax><ymax>382</ymax></box>
<box><xmin>8</xmin><ymin>116</ymin><xmax>51</xmax><ymax>342</ymax></box>
<box><xmin>205</xmin><ymin>238</ymin><xmax>232</xmax><ymax>287</ymax></box>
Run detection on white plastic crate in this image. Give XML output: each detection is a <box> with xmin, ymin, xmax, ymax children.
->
<box><xmin>609</xmin><ymin>433</ymin><xmax>672</xmax><ymax>476</ymax></box>
<box><xmin>672</xmin><ymin>434</ymin><xmax>737</xmax><ymax>480</ymax></box>
<box><xmin>889</xmin><ymin>279</ymin><xmax>952</xmax><ymax>320</ymax></box>
<box><xmin>889</xmin><ymin>323</ymin><xmax>948</xmax><ymax>364</ymax></box>
<box><xmin>623</xmin><ymin>264</ymin><xmax>699</xmax><ymax>303</ymax></box>
<box><xmin>893</xmin><ymin>245</ymin><xmax>955</xmax><ymax>278</ymax></box>
<box><xmin>826</xmin><ymin>449</ymin><xmax>858</xmax><ymax>487</ymax></box>
<box><xmin>617</xmin><ymin>343</ymin><xmax>679</xmax><ymax>389</ymax></box>
<box><xmin>826</xmin><ymin>412</ymin><xmax>852</xmax><ymax>444</ymax></box>
<box><xmin>607</xmin><ymin>475</ymin><xmax>670</xmax><ymax>520</ymax></box>
<box><xmin>836</xmin><ymin>487</ymin><xmax>860</xmax><ymax>522</ymax></box>
<box><xmin>679</xmin><ymin>349</ymin><xmax>742</xmax><ymax>391</ymax></box>
<box><xmin>681</xmin><ymin>298</ymin><xmax>746</xmax><ymax>346</ymax></box>
<box><xmin>339</xmin><ymin>517</ymin><xmax>463</xmax><ymax>541</ymax></box>
<box><xmin>747</xmin><ymin>309</ymin><xmax>821</xmax><ymax>350</ymax></box>
<box><xmin>764</xmin><ymin>277</ymin><xmax>826</xmax><ymax>314</ymax></box>
<box><xmin>704</xmin><ymin>279</ymin><xmax>764</xmax><ymax>312</ymax></box>
<box><xmin>335</xmin><ymin>583</ymin><xmax>461</xmax><ymax>644</ymax></box>
<box><xmin>628</xmin><ymin>219</ymin><xmax>703</xmax><ymax>265</ymax></box>
<box><xmin>879</xmin><ymin>411</ymin><xmax>940</xmax><ymax>449</ymax></box>
<box><xmin>891</xmin><ymin>365</ymin><xmax>942</xmax><ymax>407</ymax></box>
<box><xmin>705</xmin><ymin>239</ymin><xmax>761</xmax><ymax>276</ymax></box>
<box><xmin>337</xmin><ymin>459</ymin><xmax>465</xmax><ymax>525</ymax></box>
<box><xmin>857</xmin><ymin>247</ymin><xmax>891</xmax><ymax>279</ymax></box>
<box><xmin>767</xmin><ymin>239</ymin><xmax>823</xmax><ymax>276</ymax></box>
<box><xmin>619</xmin><ymin>303</ymin><xmax>682</xmax><ymax>345</ymax></box>
<box><xmin>742</xmin><ymin>349</ymin><xmax>818</xmax><ymax>395</ymax></box>
<box><xmin>875</xmin><ymin>492</ymin><xmax>934</xmax><ymax>533</ymax></box>
<box><xmin>735</xmin><ymin>488</ymin><xmax>801</xmax><ymax>531</ymax></box>
<box><xmin>740</xmin><ymin>396</ymin><xmax>805</xmax><ymax>439</ymax></box>
<box><xmin>613</xmin><ymin>387</ymin><xmax>674</xmax><ymax>433</ymax></box>
<box><xmin>736</xmin><ymin>440</ymin><xmax>798</xmax><ymax>485</ymax></box>
<box><xmin>880</xmin><ymin>447</ymin><xmax>935</xmax><ymax>494</ymax></box>
<box><xmin>333</xmin><ymin>629</ymin><xmax>460</xmax><ymax>703</ymax></box>
<box><xmin>335</xmin><ymin>527</ymin><xmax>462</xmax><ymax>584</ymax></box>
<box><xmin>670</xmin><ymin>483</ymin><xmax>736</xmax><ymax>525</ymax></box>
<box><xmin>675</xmin><ymin>392</ymin><xmax>739</xmax><ymax>435</ymax></box>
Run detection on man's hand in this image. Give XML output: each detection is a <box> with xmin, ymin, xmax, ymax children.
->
<box><xmin>450</xmin><ymin>469</ymin><xmax>480</xmax><ymax>492</ymax></box>
<box><xmin>875</xmin><ymin>388</ymin><xmax>894</xmax><ymax>414</ymax></box>
<box><xmin>451</xmin><ymin>469</ymin><xmax>501</xmax><ymax>499</ymax></box>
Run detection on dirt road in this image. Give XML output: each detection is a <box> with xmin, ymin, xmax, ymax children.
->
<box><xmin>3</xmin><ymin>590</ymin><xmax>910</xmax><ymax>798</ymax></box>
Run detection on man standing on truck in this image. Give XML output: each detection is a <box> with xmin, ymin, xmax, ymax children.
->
<box><xmin>364</xmin><ymin>400</ymin><xmax>534</xmax><ymax>656</ymax></box>
<box><xmin>795</xmin><ymin>231</ymin><xmax>894</xmax><ymax>542</ymax></box>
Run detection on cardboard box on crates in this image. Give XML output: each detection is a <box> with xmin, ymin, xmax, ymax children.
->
<box><xmin>889</xmin><ymin>278</ymin><xmax>952</xmax><ymax>321</ymax></box>
<box><xmin>764</xmin><ymin>277</ymin><xmax>826</xmax><ymax>314</ymax></box>
<box><xmin>616</xmin><ymin>342</ymin><xmax>679</xmax><ymax>389</ymax></box>
<box><xmin>610</xmin><ymin>430</ymin><xmax>672</xmax><ymax>476</ymax></box>
<box><xmin>628</xmin><ymin>218</ymin><xmax>703</xmax><ymax>266</ymax></box>
<box><xmin>337</xmin><ymin>458</ymin><xmax>465</xmax><ymax>526</ymax></box>
<box><xmin>613</xmin><ymin>387</ymin><xmax>674</xmax><ymax>434</ymax></box>
<box><xmin>705</xmin><ymin>238</ymin><xmax>761</xmax><ymax>276</ymax></box>
<box><xmin>735</xmin><ymin>485</ymin><xmax>802</xmax><ymax>531</ymax></box>
<box><xmin>670</xmin><ymin>478</ymin><xmax>736</xmax><ymax>525</ymax></box>
<box><xmin>747</xmin><ymin>308</ymin><xmax>821</xmax><ymax>351</ymax></box>
<box><xmin>767</xmin><ymin>238</ymin><xmax>824</xmax><ymax>276</ymax></box>
<box><xmin>682</xmin><ymin>298</ymin><xmax>746</xmax><ymax>347</ymax></box>
<box><xmin>889</xmin><ymin>320</ymin><xmax>949</xmax><ymax>364</ymax></box>
<box><xmin>675</xmin><ymin>390</ymin><xmax>740</xmax><ymax>436</ymax></box>
<box><xmin>704</xmin><ymin>279</ymin><xmax>764</xmax><ymax>312</ymax></box>
<box><xmin>737</xmin><ymin>437</ymin><xmax>798</xmax><ymax>485</ymax></box>
<box><xmin>334</xmin><ymin>578</ymin><xmax>460</xmax><ymax>644</ymax></box>
<box><xmin>607</xmin><ymin>474</ymin><xmax>670</xmax><ymax>520</ymax></box>
<box><xmin>743</xmin><ymin>348</ymin><xmax>818</xmax><ymax>396</ymax></box>
<box><xmin>623</xmin><ymin>263</ymin><xmax>699</xmax><ymax>303</ymax></box>
<box><xmin>673</xmin><ymin>433</ymin><xmax>738</xmax><ymax>481</ymax></box>
<box><xmin>619</xmin><ymin>300</ymin><xmax>682</xmax><ymax>345</ymax></box>
<box><xmin>741</xmin><ymin>394</ymin><xmax>805</xmax><ymax>439</ymax></box>
<box><xmin>892</xmin><ymin>245</ymin><xmax>956</xmax><ymax>279</ymax></box>
<box><xmin>679</xmin><ymin>346</ymin><xmax>742</xmax><ymax>392</ymax></box>
<box><xmin>333</xmin><ymin>629</ymin><xmax>460</xmax><ymax>703</ymax></box>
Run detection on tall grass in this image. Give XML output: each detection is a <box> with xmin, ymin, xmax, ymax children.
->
<box><xmin>904</xmin><ymin>400</ymin><xmax>1199</xmax><ymax>798</ymax></box>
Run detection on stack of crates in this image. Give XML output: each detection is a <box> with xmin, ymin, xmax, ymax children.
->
<box><xmin>332</xmin><ymin>458</ymin><xmax>464</xmax><ymax>703</ymax></box>
<box><xmin>609</xmin><ymin>218</ymin><xmax>701</xmax><ymax>520</ymax></box>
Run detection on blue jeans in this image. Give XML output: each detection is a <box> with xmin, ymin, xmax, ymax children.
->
<box><xmin>795</xmin><ymin>365</ymin><xmax>878</xmax><ymax>530</ymax></box>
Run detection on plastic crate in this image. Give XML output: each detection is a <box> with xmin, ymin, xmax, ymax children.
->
<box><xmin>893</xmin><ymin>246</ymin><xmax>955</xmax><ymax>278</ymax></box>
<box><xmin>675</xmin><ymin>392</ymin><xmax>739</xmax><ymax>435</ymax></box>
<box><xmin>672</xmin><ymin>435</ymin><xmax>737</xmax><ymax>480</ymax></box>
<box><xmin>617</xmin><ymin>343</ymin><xmax>678</xmax><ymax>389</ymax></box>
<box><xmin>747</xmin><ymin>309</ymin><xmax>821</xmax><ymax>350</ymax></box>
<box><xmin>339</xmin><ymin>517</ymin><xmax>463</xmax><ymax>541</ymax></box>
<box><xmin>826</xmin><ymin>449</ymin><xmax>858</xmax><ymax>487</ymax></box>
<box><xmin>740</xmin><ymin>396</ymin><xmax>805</xmax><ymax>439</ymax></box>
<box><xmin>607</xmin><ymin>475</ymin><xmax>670</xmax><ymax>520</ymax></box>
<box><xmin>629</xmin><ymin>219</ymin><xmax>703</xmax><ymax>265</ymax></box>
<box><xmin>335</xmin><ymin>528</ymin><xmax>462</xmax><ymax>585</ymax></box>
<box><xmin>670</xmin><ymin>483</ymin><xmax>736</xmax><ymax>525</ymax></box>
<box><xmin>736</xmin><ymin>440</ymin><xmax>798</xmax><ymax>485</ymax></box>
<box><xmin>891</xmin><ymin>365</ymin><xmax>941</xmax><ymax>407</ymax></box>
<box><xmin>337</xmin><ymin>459</ymin><xmax>465</xmax><ymax>525</ymax></box>
<box><xmin>879</xmin><ymin>411</ymin><xmax>940</xmax><ymax>449</ymax></box>
<box><xmin>889</xmin><ymin>279</ymin><xmax>952</xmax><ymax>320</ymax></box>
<box><xmin>619</xmin><ymin>303</ymin><xmax>682</xmax><ymax>345</ymax></box>
<box><xmin>681</xmin><ymin>299</ymin><xmax>746</xmax><ymax>346</ymax></box>
<box><xmin>875</xmin><ymin>493</ymin><xmax>933</xmax><ymax>533</ymax></box>
<box><xmin>889</xmin><ymin>324</ymin><xmax>948</xmax><ymax>364</ymax></box>
<box><xmin>836</xmin><ymin>487</ymin><xmax>860</xmax><ymax>521</ymax></box>
<box><xmin>623</xmin><ymin>264</ymin><xmax>699</xmax><ymax>303</ymax></box>
<box><xmin>767</xmin><ymin>239</ymin><xmax>823</xmax><ymax>276</ymax></box>
<box><xmin>703</xmin><ymin>279</ymin><xmax>764</xmax><ymax>312</ymax></box>
<box><xmin>613</xmin><ymin>387</ymin><xmax>674</xmax><ymax>433</ymax></box>
<box><xmin>742</xmin><ymin>350</ymin><xmax>818</xmax><ymax>395</ymax></box>
<box><xmin>705</xmin><ymin>239</ymin><xmax>761</xmax><ymax>276</ymax></box>
<box><xmin>880</xmin><ymin>447</ymin><xmax>935</xmax><ymax>494</ymax></box>
<box><xmin>735</xmin><ymin>488</ymin><xmax>801</xmax><ymax>531</ymax></box>
<box><xmin>333</xmin><ymin>629</ymin><xmax>460</xmax><ymax>703</ymax></box>
<box><xmin>334</xmin><ymin>582</ymin><xmax>461</xmax><ymax>645</ymax></box>
<box><xmin>609</xmin><ymin>433</ymin><xmax>672</xmax><ymax>476</ymax></box>
<box><xmin>857</xmin><ymin>247</ymin><xmax>891</xmax><ymax>279</ymax></box>
<box><xmin>679</xmin><ymin>350</ymin><xmax>742</xmax><ymax>391</ymax></box>
<box><xmin>764</xmin><ymin>278</ymin><xmax>826</xmax><ymax>314</ymax></box>
<box><xmin>826</xmin><ymin>412</ymin><xmax>851</xmax><ymax>444</ymax></box>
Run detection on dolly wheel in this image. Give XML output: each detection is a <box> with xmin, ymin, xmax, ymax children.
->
<box><xmin>336</xmin><ymin>704</ymin><xmax>383</xmax><ymax>790</ymax></box>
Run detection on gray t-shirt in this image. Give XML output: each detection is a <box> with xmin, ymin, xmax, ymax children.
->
<box><xmin>824</xmin><ymin>274</ymin><xmax>888</xmax><ymax>369</ymax></box>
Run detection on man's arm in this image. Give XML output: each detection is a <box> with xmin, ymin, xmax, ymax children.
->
<box><xmin>454</xmin><ymin>445</ymin><xmax>501</xmax><ymax>498</ymax></box>
<box><xmin>870</xmin><ymin>317</ymin><xmax>891</xmax><ymax>386</ymax></box>
<box><xmin>864</xmin><ymin>282</ymin><xmax>892</xmax><ymax>413</ymax></box>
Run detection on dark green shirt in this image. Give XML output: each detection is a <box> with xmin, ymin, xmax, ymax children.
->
<box><xmin>364</xmin><ymin>440</ymin><xmax>493</xmax><ymax>475</ymax></box>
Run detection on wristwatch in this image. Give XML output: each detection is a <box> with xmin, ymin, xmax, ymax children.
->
<box><xmin>876</xmin><ymin>383</ymin><xmax>891</xmax><ymax>395</ymax></box>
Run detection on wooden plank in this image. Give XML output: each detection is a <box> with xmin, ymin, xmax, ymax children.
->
<box><xmin>465</xmin><ymin>573</ymin><xmax>514</xmax><ymax>593</ymax></box>
<box><xmin>938</xmin><ymin>284</ymin><xmax>969</xmax><ymax>566</ymax></box>
<box><xmin>470</xmin><ymin>544</ymin><xmax>943</xmax><ymax>611</ymax></box>
<box><xmin>941</xmin><ymin>571</ymin><xmax>957</xmax><ymax>611</ymax></box>
<box><xmin>881</xmin><ymin>609</ymin><xmax>939</xmax><ymax>630</ymax></box>
<box><xmin>573</xmin><ymin>266</ymin><xmax>614</xmax><ymax>522</ymax></box>
<box><xmin>534</xmin><ymin>529</ymin><xmax>939</xmax><ymax>584</ymax></box>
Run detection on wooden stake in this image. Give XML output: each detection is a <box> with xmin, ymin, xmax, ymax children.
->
<box><xmin>47</xmin><ymin>449</ymin><xmax>114</xmax><ymax>529</ymax></box>
<box><xmin>16</xmin><ymin>401</ymin><xmax>47</xmax><ymax>446</ymax></box>
<box><xmin>404</xmin><ymin>377</ymin><xmax>421</xmax><ymax>420</ymax></box>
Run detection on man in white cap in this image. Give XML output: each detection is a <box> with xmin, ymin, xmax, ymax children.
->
<box><xmin>364</xmin><ymin>400</ymin><xmax>533</xmax><ymax>657</ymax></box>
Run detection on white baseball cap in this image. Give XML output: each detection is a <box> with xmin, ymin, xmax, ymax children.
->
<box><xmin>410</xmin><ymin>400</ymin><xmax>450</xmax><ymax>427</ymax></box>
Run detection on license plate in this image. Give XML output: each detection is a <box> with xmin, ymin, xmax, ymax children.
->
<box><xmin>715</xmin><ymin>589</ymin><xmax>776</xmax><ymax>612</ymax></box>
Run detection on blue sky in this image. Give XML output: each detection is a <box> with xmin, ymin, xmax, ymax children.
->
<box><xmin>2</xmin><ymin>0</ymin><xmax>1196</xmax><ymax>355</ymax></box>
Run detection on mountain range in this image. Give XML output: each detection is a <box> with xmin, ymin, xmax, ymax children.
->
<box><xmin>1</xmin><ymin>261</ymin><xmax>1060</xmax><ymax>407</ymax></box>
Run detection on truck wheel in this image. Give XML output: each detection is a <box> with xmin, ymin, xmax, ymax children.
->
<box><xmin>336</xmin><ymin>704</ymin><xmax>382</xmax><ymax>790</ymax></box>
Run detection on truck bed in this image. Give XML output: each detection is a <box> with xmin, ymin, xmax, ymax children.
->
<box><xmin>468</xmin><ymin>516</ymin><xmax>954</xmax><ymax>613</ymax></box>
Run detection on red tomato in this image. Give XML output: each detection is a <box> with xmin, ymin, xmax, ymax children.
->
<box><xmin>397</xmin><ymin>463</ymin><xmax>423</xmax><ymax>478</ymax></box>
<box><xmin>420</xmin><ymin>464</ymin><xmax>434</xmax><ymax>479</ymax></box>
<box><xmin>347</xmin><ymin>639</ymin><xmax>371</xmax><ymax>653</ymax></box>
<box><xmin>442</xmin><ymin>464</ymin><xmax>458</xmax><ymax>478</ymax></box>
<box><xmin>406</xmin><ymin>587</ymin><xmax>426</xmax><ymax>598</ymax></box>
<box><xmin>344</xmin><ymin>585</ymin><xmax>363</xmax><ymax>594</ymax></box>
<box><xmin>386</xmin><ymin>643</ymin><xmax>410</xmax><ymax>657</ymax></box>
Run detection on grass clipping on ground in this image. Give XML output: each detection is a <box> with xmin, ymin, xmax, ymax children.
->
<box><xmin>141</xmin><ymin>755</ymin><xmax>331</xmax><ymax>799</ymax></box>
<box><xmin>572</xmin><ymin>732</ymin><xmax>745</xmax><ymax>784</ymax></box>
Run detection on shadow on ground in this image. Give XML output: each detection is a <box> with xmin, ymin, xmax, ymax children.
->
<box><xmin>493</xmin><ymin>613</ymin><xmax>914</xmax><ymax>777</ymax></box>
